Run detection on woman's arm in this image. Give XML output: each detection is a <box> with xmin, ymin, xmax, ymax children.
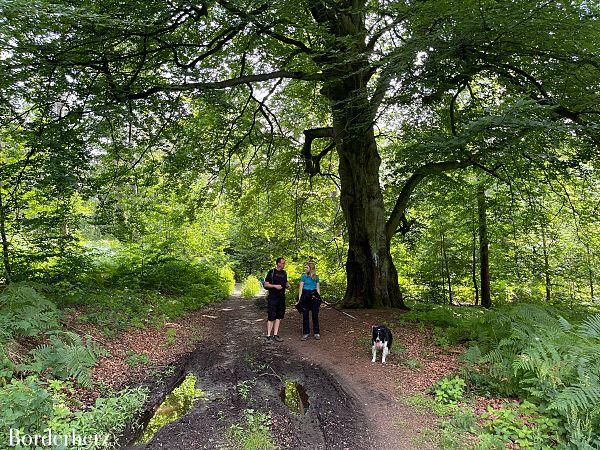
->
<box><xmin>316</xmin><ymin>282</ymin><xmax>320</xmax><ymax>295</ymax></box>
<box><xmin>298</xmin><ymin>281</ymin><xmax>304</xmax><ymax>300</ymax></box>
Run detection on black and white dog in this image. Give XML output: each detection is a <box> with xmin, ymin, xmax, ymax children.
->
<box><xmin>371</xmin><ymin>325</ymin><xmax>393</xmax><ymax>364</ymax></box>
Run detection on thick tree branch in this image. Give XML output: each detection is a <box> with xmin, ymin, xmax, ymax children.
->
<box><xmin>366</xmin><ymin>17</ymin><xmax>407</xmax><ymax>51</ymax></box>
<box><xmin>370</xmin><ymin>67</ymin><xmax>392</xmax><ymax>115</ymax></box>
<box><xmin>385</xmin><ymin>159</ymin><xmax>473</xmax><ymax>242</ymax></box>
<box><xmin>124</xmin><ymin>70</ymin><xmax>323</xmax><ymax>100</ymax></box>
<box><xmin>301</xmin><ymin>127</ymin><xmax>334</xmax><ymax>176</ymax></box>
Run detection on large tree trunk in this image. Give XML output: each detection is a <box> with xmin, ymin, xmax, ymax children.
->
<box><xmin>332</xmin><ymin>99</ymin><xmax>404</xmax><ymax>308</ymax></box>
<box><xmin>478</xmin><ymin>183</ymin><xmax>491</xmax><ymax>308</ymax></box>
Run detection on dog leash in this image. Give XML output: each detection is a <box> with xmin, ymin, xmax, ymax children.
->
<box><xmin>320</xmin><ymin>299</ymin><xmax>358</xmax><ymax>320</ymax></box>
<box><xmin>320</xmin><ymin>299</ymin><xmax>375</xmax><ymax>329</ymax></box>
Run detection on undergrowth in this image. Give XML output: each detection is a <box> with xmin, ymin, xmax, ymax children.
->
<box><xmin>0</xmin><ymin>270</ymin><xmax>230</xmax><ymax>449</ymax></box>
<box><xmin>401</xmin><ymin>302</ymin><xmax>600</xmax><ymax>448</ymax></box>
<box><xmin>0</xmin><ymin>377</ymin><xmax>148</xmax><ymax>449</ymax></box>
<box><xmin>228</xmin><ymin>408</ymin><xmax>275</xmax><ymax>450</ymax></box>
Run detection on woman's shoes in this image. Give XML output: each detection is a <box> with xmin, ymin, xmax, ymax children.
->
<box><xmin>301</xmin><ymin>334</ymin><xmax>320</xmax><ymax>340</ymax></box>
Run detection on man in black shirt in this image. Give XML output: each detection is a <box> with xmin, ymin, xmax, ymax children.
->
<box><xmin>263</xmin><ymin>257</ymin><xmax>291</xmax><ymax>342</ymax></box>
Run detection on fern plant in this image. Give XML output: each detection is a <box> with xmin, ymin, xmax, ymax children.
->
<box><xmin>0</xmin><ymin>283</ymin><xmax>61</xmax><ymax>342</ymax></box>
<box><xmin>477</xmin><ymin>305</ymin><xmax>600</xmax><ymax>447</ymax></box>
<box><xmin>17</xmin><ymin>331</ymin><xmax>107</xmax><ymax>387</ymax></box>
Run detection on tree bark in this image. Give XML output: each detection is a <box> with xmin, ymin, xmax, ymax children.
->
<box><xmin>585</xmin><ymin>243</ymin><xmax>594</xmax><ymax>301</ymax></box>
<box><xmin>332</xmin><ymin>98</ymin><xmax>404</xmax><ymax>308</ymax></box>
<box><xmin>440</xmin><ymin>232</ymin><xmax>446</xmax><ymax>304</ymax></box>
<box><xmin>472</xmin><ymin>206</ymin><xmax>479</xmax><ymax>305</ymax></box>
<box><xmin>478</xmin><ymin>183</ymin><xmax>491</xmax><ymax>308</ymax></box>
<box><xmin>540</xmin><ymin>221</ymin><xmax>551</xmax><ymax>303</ymax></box>
<box><xmin>441</xmin><ymin>232</ymin><xmax>453</xmax><ymax>305</ymax></box>
<box><xmin>0</xmin><ymin>187</ymin><xmax>12</xmax><ymax>283</ymax></box>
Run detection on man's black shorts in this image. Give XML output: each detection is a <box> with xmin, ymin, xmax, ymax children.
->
<box><xmin>267</xmin><ymin>295</ymin><xmax>286</xmax><ymax>321</ymax></box>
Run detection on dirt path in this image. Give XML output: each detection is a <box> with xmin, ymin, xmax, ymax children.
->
<box><xmin>121</xmin><ymin>292</ymin><xmax>458</xmax><ymax>449</ymax></box>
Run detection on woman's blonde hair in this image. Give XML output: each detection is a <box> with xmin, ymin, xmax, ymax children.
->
<box><xmin>305</xmin><ymin>262</ymin><xmax>317</xmax><ymax>280</ymax></box>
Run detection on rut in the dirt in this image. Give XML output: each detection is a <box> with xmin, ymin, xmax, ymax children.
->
<box><xmin>123</xmin><ymin>295</ymin><xmax>376</xmax><ymax>450</ymax></box>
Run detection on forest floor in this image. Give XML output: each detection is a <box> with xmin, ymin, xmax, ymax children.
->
<box><xmin>68</xmin><ymin>289</ymin><xmax>469</xmax><ymax>449</ymax></box>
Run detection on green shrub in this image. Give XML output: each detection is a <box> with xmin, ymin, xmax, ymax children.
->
<box><xmin>433</xmin><ymin>326</ymin><xmax>450</xmax><ymax>350</ymax></box>
<box><xmin>0</xmin><ymin>343</ymin><xmax>14</xmax><ymax>383</ymax></box>
<box><xmin>409</xmin><ymin>302</ymin><xmax>600</xmax><ymax>447</ymax></box>
<box><xmin>219</xmin><ymin>266</ymin><xmax>236</xmax><ymax>296</ymax></box>
<box><xmin>401</xmin><ymin>357</ymin><xmax>423</xmax><ymax>369</ymax></box>
<box><xmin>478</xmin><ymin>401</ymin><xmax>561</xmax><ymax>449</ymax></box>
<box><xmin>124</xmin><ymin>350</ymin><xmax>150</xmax><ymax>367</ymax></box>
<box><xmin>56</xmin><ymin>386</ymin><xmax>149</xmax><ymax>449</ymax></box>
<box><xmin>164</xmin><ymin>328</ymin><xmax>177</xmax><ymax>347</ymax></box>
<box><xmin>72</xmin><ymin>263</ymin><xmax>231</xmax><ymax>333</ymax></box>
<box><xmin>74</xmin><ymin>289</ymin><xmax>155</xmax><ymax>333</ymax></box>
<box><xmin>87</xmin><ymin>253</ymin><xmax>233</xmax><ymax>298</ymax></box>
<box><xmin>98</xmin><ymin>256</ymin><xmax>233</xmax><ymax>298</ymax></box>
<box><xmin>0</xmin><ymin>376</ymin><xmax>53</xmax><ymax>445</ymax></box>
<box><xmin>430</xmin><ymin>376</ymin><xmax>466</xmax><ymax>405</ymax></box>
<box><xmin>241</xmin><ymin>276</ymin><xmax>261</xmax><ymax>298</ymax></box>
<box><xmin>237</xmin><ymin>379</ymin><xmax>256</xmax><ymax>400</ymax></box>
<box><xmin>0</xmin><ymin>379</ymin><xmax>149</xmax><ymax>450</ymax></box>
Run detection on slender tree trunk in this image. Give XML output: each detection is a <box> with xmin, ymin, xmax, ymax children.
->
<box><xmin>585</xmin><ymin>244</ymin><xmax>594</xmax><ymax>301</ymax></box>
<box><xmin>441</xmin><ymin>232</ymin><xmax>453</xmax><ymax>305</ymax></box>
<box><xmin>540</xmin><ymin>222</ymin><xmax>551</xmax><ymax>303</ymax></box>
<box><xmin>472</xmin><ymin>206</ymin><xmax>479</xmax><ymax>305</ymax></box>
<box><xmin>0</xmin><ymin>187</ymin><xmax>12</xmax><ymax>283</ymax></box>
<box><xmin>440</xmin><ymin>233</ymin><xmax>446</xmax><ymax>304</ymax></box>
<box><xmin>478</xmin><ymin>184</ymin><xmax>491</xmax><ymax>308</ymax></box>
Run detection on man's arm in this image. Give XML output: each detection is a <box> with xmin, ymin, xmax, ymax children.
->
<box><xmin>263</xmin><ymin>270</ymin><xmax>274</xmax><ymax>288</ymax></box>
<box><xmin>263</xmin><ymin>270</ymin><xmax>282</xmax><ymax>289</ymax></box>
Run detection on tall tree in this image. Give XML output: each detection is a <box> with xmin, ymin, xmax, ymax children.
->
<box><xmin>478</xmin><ymin>183</ymin><xmax>491</xmax><ymax>308</ymax></box>
<box><xmin>2</xmin><ymin>0</ymin><xmax>598</xmax><ymax>306</ymax></box>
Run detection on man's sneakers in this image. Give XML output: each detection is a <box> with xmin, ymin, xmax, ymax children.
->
<box><xmin>273</xmin><ymin>335</ymin><xmax>283</xmax><ymax>342</ymax></box>
<box><xmin>266</xmin><ymin>335</ymin><xmax>283</xmax><ymax>343</ymax></box>
<box><xmin>265</xmin><ymin>335</ymin><xmax>273</xmax><ymax>343</ymax></box>
<box><xmin>314</xmin><ymin>334</ymin><xmax>321</xmax><ymax>340</ymax></box>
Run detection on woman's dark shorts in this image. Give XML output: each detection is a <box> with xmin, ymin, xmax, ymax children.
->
<box><xmin>267</xmin><ymin>295</ymin><xmax>286</xmax><ymax>321</ymax></box>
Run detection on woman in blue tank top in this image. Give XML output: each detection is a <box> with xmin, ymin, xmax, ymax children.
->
<box><xmin>298</xmin><ymin>262</ymin><xmax>321</xmax><ymax>340</ymax></box>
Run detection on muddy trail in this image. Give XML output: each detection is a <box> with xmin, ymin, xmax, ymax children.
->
<box><xmin>123</xmin><ymin>294</ymin><xmax>378</xmax><ymax>450</ymax></box>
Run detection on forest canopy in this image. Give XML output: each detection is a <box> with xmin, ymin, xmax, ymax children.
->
<box><xmin>0</xmin><ymin>0</ymin><xmax>598</xmax><ymax>308</ymax></box>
